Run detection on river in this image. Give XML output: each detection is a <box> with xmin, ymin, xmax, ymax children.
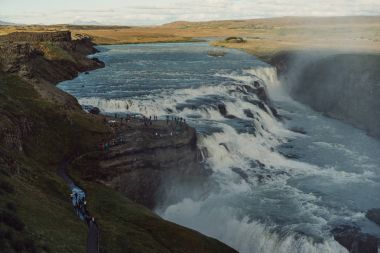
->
<box><xmin>58</xmin><ymin>42</ymin><xmax>380</xmax><ymax>253</ymax></box>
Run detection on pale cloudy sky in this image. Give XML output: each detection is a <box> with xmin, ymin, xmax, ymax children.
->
<box><xmin>1</xmin><ymin>0</ymin><xmax>380</xmax><ymax>25</ymax></box>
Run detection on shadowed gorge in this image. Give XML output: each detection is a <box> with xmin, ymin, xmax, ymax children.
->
<box><xmin>270</xmin><ymin>52</ymin><xmax>380</xmax><ymax>138</ymax></box>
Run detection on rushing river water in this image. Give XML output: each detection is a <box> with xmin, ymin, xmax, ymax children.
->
<box><xmin>58</xmin><ymin>43</ymin><xmax>380</xmax><ymax>253</ymax></box>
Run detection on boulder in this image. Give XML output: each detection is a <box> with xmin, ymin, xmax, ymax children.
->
<box><xmin>207</xmin><ymin>50</ymin><xmax>226</xmax><ymax>57</ymax></box>
<box><xmin>89</xmin><ymin>107</ymin><xmax>100</xmax><ymax>115</ymax></box>
<box><xmin>218</xmin><ymin>104</ymin><xmax>227</xmax><ymax>116</ymax></box>
<box><xmin>290</xmin><ymin>127</ymin><xmax>307</xmax><ymax>135</ymax></box>
<box><xmin>239</xmin><ymin>85</ymin><xmax>268</xmax><ymax>102</ymax></box>
<box><xmin>253</xmin><ymin>86</ymin><xmax>268</xmax><ymax>102</ymax></box>
<box><xmin>331</xmin><ymin>225</ymin><xmax>379</xmax><ymax>253</ymax></box>
<box><xmin>367</xmin><ymin>208</ymin><xmax>380</xmax><ymax>226</ymax></box>
<box><xmin>225</xmin><ymin>37</ymin><xmax>246</xmax><ymax>43</ymax></box>
<box><xmin>270</xmin><ymin>106</ymin><xmax>280</xmax><ymax>119</ymax></box>
<box><xmin>250</xmin><ymin>100</ymin><xmax>268</xmax><ymax>113</ymax></box>
<box><xmin>243</xmin><ymin>109</ymin><xmax>254</xmax><ymax>118</ymax></box>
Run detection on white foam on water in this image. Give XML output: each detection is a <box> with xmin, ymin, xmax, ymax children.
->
<box><xmin>160</xmin><ymin>197</ymin><xmax>348</xmax><ymax>253</ymax></box>
<box><xmin>217</xmin><ymin>66</ymin><xmax>288</xmax><ymax>101</ymax></box>
<box><xmin>160</xmin><ymin>67</ymin><xmax>376</xmax><ymax>253</ymax></box>
<box><xmin>79</xmin><ymin>83</ymin><xmax>230</xmax><ymax>114</ymax></box>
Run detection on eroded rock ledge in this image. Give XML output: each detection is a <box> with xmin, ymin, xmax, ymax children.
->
<box><xmin>0</xmin><ymin>31</ymin><xmax>72</xmax><ymax>43</ymax></box>
<box><xmin>72</xmin><ymin>118</ymin><xmax>207</xmax><ymax>209</ymax></box>
<box><xmin>0</xmin><ymin>31</ymin><xmax>104</xmax><ymax>109</ymax></box>
<box><xmin>0</xmin><ymin>31</ymin><xmax>106</xmax><ymax>154</ymax></box>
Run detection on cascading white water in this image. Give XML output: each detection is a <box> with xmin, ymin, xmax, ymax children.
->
<box><xmin>155</xmin><ymin>67</ymin><xmax>353</xmax><ymax>253</ymax></box>
<box><xmin>58</xmin><ymin>43</ymin><xmax>380</xmax><ymax>253</ymax></box>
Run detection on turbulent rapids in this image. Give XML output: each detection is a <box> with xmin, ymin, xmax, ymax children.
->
<box><xmin>58</xmin><ymin>43</ymin><xmax>380</xmax><ymax>253</ymax></box>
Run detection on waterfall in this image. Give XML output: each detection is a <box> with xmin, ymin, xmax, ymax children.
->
<box><xmin>59</xmin><ymin>43</ymin><xmax>380</xmax><ymax>253</ymax></box>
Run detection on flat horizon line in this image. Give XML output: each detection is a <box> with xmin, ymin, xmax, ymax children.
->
<box><xmin>2</xmin><ymin>14</ymin><xmax>380</xmax><ymax>27</ymax></box>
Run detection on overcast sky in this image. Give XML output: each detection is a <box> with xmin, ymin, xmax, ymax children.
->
<box><xmin>1</xmin><ymin>0</ymin><xmax>380</xmax><ymax>25</ymax></box>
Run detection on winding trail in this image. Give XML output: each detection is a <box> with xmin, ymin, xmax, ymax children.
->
<box><xmin>58</xmin><ymin>159</ymin><xmax>99</xmax><ymax>253</ymax></box>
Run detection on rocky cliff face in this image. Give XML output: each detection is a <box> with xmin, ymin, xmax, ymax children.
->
<box><xmin>0</xmin><ymin>31</ymin><xmax>104</xmax><ymax>109</ymax></box>
<box><xmin>270</xmin><ymin>51</ymin><xmax>380</xmax><ymax>138</ymax></box>
<box><xmin>0</xmin><ymin>31</ymin><xmax>106</xmax><ymax>157</ymax></box>
<box><xmin>0</xmin><ymin>31</ymin><xmax>72</xmax><ymax>42</ymax></box>
<box><xmin>72</xmin><ymin>120</ymin><xmax>207</xmax><ymax>209</ymax></box>
<box><xmin>0</xmin><ymin>109</ymin><xmax>32</xmax><ymax>153</ymax></box>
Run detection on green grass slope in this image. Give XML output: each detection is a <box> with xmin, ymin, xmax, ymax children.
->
<box><xmin>0</xmin><ymin>72</ymin><xmax>107</xmax><ymax>252</ymax></box>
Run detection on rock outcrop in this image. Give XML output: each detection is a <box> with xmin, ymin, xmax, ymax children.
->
<box><xmin>225</xmin><ymin>36</ymin><xmax>246</xmax><ymax>43</ymax></box>
<box><xmin>0</xmin><ymin>31</ymin><xmax>72</xmax><ymax>43</ymax></box>
<box><xmin>0</xmin><ymin>31</ymin><xmax>103</xmax><ymax>83</ymax></box>
<box><xmin>0</xmin><ymin>31</ymin><xmax>104</xmax><ymax>109</ymax></box>
<box><xmin>331</xmin><ymin>225</ymin><xmax>379</xmax><ymax>253</ymax></box>
<box><xmin>73</xmin><ymin>119</ymin><xmax>206</xmax><ymax>209</ymax></box>
<box><xmin>0</xmin><ymin>31</ymin><xmax>106</xmax><ymax>161</ymax></box>
<box><xmin>0</xmin><ymin>109</ymin><xmax>32</xmax><ymax>153</ymax></box>
<box><xmin>367</xmin><ymin>208</ymin><xmax>380</xmax><ymax>227</ymax></box>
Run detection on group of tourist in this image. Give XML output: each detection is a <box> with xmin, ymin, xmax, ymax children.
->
<box><xmin>97</xmin><ymin>113</ymin><xmax>190</xmax><ymax>151</ymax></box>
<box><xmin>142</xmin><ymin>115</ymin><xmax>156</xmax><ymax>127</ymax></box>
<box><xmin>70</xmin><ymin>191</ymin><xmax>95</xmax><ymax>226</ymax></box>
<box><xmin>109</xmin><ymin>113</ymin><xmax>188</xmax><ymax>128</ymax></box>
<box><xmin>166</xmin><ymin>115</ymin><xmax>186</xmax><ymax>126</ymax></box>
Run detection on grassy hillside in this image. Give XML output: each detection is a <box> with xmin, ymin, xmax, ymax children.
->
<box><xmin>38</xmin><ymin>42</ymin><xmax>77</xmax><ymax>63</ymax></box>
<box><xmin>0</xmin><ymin>72</ymin><xmax>108</xmax><ymax>252</ymax></box>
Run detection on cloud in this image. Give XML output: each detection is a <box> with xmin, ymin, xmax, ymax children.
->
<box><xmin>2</xmin><ymin>0</ymin><xmax>380</xmax><ymax>25</ymax></box>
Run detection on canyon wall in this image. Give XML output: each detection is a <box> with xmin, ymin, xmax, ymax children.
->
<box><xmin>0</xmin><ymin>31</ymin><xmax>72</xmax><ymax>42</ymax></box>
<box><xmin>270</xmin><ymin>51</ymin><xmax>380</xmax><ymax>138</ymax></box>
<box><xmin>0</xmin><ymin>31</ymin><xmax>104</xmax><ymax>109</ymax></box>
<box><xmin>72</xmin><ymin>121</ymin><xmax>207</xmax><ymax>209</ymax></box>
<box><xmin>0</xmin><ymin>31</ymin><xmax>104</xmax><ymax>84</ymax></box>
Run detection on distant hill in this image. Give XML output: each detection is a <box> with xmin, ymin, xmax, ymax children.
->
<box><xmin>0</xmin><ymin>20</ymin><xmax>16</xmax><ymax>25</ymax></box>
<box><xmin>72</xmin><ymin>20</ymin><xmax>104</xmax><ymax>26</ymax></box>
<box><xmin>162</xmin><ymin>16</ymin><xmax>380</xmax><ymax>29</ymax></box>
